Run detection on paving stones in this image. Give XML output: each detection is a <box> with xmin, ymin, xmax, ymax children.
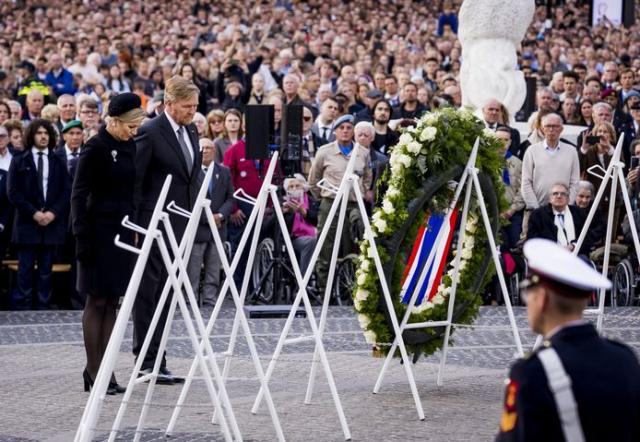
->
<box><xmin>0</xmin><ymin>306</ymin><xmax>638</xmax><ymax>441</ymax></box>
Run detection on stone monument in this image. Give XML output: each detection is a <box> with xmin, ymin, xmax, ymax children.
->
<box><xmin>458</xmin><ymin>0</ymin><xmax>535</xmax><ymax>117</ymax></box>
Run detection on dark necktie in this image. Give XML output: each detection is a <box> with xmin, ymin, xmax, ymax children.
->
<box><xmin>37</xmin><ymin>151</ymin><xmax>44</xmax><ymax>199</ymax></box>
<box><xmin>303</xmin><ymin>138</ymin><xmax>310</xmax><ymax>160</ymax></box>
<box><xmin>69</xmin><ymin>150</ymin><xmax>79</xmax><ymax>172</ymax></box>
<box><xmin>323</xmin><ymin>127</ymin><xmax>330</xmax><ymax>140</ymax></box>
<box><xmin>177</xmin><ymin>126</ymin><xmax>193</xmax><ymax>172</ymax></box>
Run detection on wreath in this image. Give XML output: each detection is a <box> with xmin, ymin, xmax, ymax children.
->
<box><xmin>353</xmin><ymin>108</ymin><xmax>508</xmax><ymax>360</ymax></box>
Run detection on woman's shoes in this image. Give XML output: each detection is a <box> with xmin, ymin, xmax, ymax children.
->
<box><xmin>83</xmin><ymin>368</ymin><xmax>118</xmax><ymax>395</ymax></box>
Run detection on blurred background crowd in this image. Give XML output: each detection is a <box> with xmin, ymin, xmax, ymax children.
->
<box><xmin>1</xmin><ymin>0</ymin><xmax>640</xmax><ymax>310</ymax></box>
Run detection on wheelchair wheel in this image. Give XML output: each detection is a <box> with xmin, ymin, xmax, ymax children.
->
<box><xmin>251</xmin><ymin>238</ymin><xmax>275</xmax><ymax>304</ymax></box>
<box><xmin>332</xmin><ymin>254</ymin><xmax>357</xmax><ymax>306</ymax></box>
<box><xmin>507</xmin><ymin>272</ymin><xmax>521</xmax><ymax>306</ymax></box>
<box><xmin>613</xmin><ymin>259</ymin><xmax>634</xmax><ymax>307</ymax></box>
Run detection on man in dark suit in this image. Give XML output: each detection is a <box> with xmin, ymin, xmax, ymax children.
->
<box><xmin>133</xmin><ymin>75</ymin><xmax>202</xmax><ymax>383</ymax></box>
<box><xmin>187</xmin><ymin>138</ymin><xmax>234</xmax><ymax>307</ymax></box>
<box><xmin>496</xmin><ymin>239</ymin><xmax>640</xmax><ymax>441</ymax></box>
<box><xmin>7</xmin><ymin>119</ymin><xmax>70</xmax><ymax>310</ymax></box>
<box><xmin>527</xmin><ymin>183</ymin><xmax>593</xmax><ymax>256</ymax></box>
<box><xmin>0</xmin><ymin>169</ymin><xmax>9</xmax><ymax>261</ymax></box>
<box><xmin>55</xmin><ymin>119</ymin><xmax>84</xmax><ymax>309</ymax></box>
<box><xmin>482</xmin><ymin>99</ymin><xmax>521</xmax><ymax>156</ymax></box>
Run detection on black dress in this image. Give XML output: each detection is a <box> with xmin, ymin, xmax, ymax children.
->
<box><xmin>71</xmin><ymin>126</ymin><xmax>136</xmax><ymax>298</ymax></box>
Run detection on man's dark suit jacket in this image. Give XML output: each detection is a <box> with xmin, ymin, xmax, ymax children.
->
<box><xmin>194</xmin><ymin>163</ymin><xmax>234</xmax><ymax>243</ymax></box>
<box><xmin>54</xmin><ymin>145</ymin><xmax>81</xmax><ymax>181</ymax></box>
<box><xmin>134</xmin><ymin>112</ymin><xmax>202</xmax><ymax>240</ymax></box>
<box><xmin>0</xmin><ymin>169</ymin><xmax>9</xmax><ymax>230</ymax></box>
<box><xmin>7</xmin><ymin>149</ymin><xmax>70</xmax><ymax>245</ymax></box>
<box><xmin>527</xmin><ymin>204</ymin><xmax>593</xmax><ymax>255</ymax></box>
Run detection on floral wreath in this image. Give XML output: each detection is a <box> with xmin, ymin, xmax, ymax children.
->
<box><xmin>353</xmin><ymin>107</ymin><xmax>508</xmax><ymax>359</ymax></box>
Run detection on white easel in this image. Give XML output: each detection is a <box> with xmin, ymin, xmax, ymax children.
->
<box><xmin>168</xmin><ymin>153</ymin><xmax>351</xmax><ymax>441</ymax></box>
<box><xmin>75</xmin><ymin>174</ymin><xmax>241</xmax><ymax>442</ymax></box>
<box><xmin>371</xmin><ymin>138</ymin><xmax>524</xmax><ymax>415</ymax></box>
<box><xmin>573</xmin><ymin>133</ymin><xmax>640</xmax><ymax>329</ymax></box>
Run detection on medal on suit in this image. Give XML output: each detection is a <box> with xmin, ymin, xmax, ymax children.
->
<box><xmin>111</xmin><ymin>150</ymin><xmax>118</xmax><ymax>162</ymax></box>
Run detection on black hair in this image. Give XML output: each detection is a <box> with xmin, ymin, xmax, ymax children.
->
<box><xmin>24</xmin><ymin>119</ymin><xmax>57</xmax><ymax>150</ymax></box>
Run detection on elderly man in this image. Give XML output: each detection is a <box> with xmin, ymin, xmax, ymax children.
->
<box><xmin>56</xmin><ymin>94</ymin><xmax>77</xmax><ymax>130</ymax></box>
<box><xmin>187</xmin><ymin>138</ymin><xmax>234</xmax><ymax>307</ymax></box>
<box><xmin>522</xmin><ymin>113</ymin><xmax>580</xmax><ymax>212</ymax></box>
<box><xmin>22</xmin><ymin>89</ymin><xmax>45</xmax><ymax>123</ymax></box>
<box><xmin>527</xmin><ymin>183</ymin><xmax>592</xmax><ymax>255</ymax></box>
<box><xmin>483</xmin><ymin>99</ymin><xmax>521</xmax><ymax>155</ymax></box>
<box><xmin>496</xmin><ymin>238</ymin><xmax>640</xmax><ymax>441</ymax></box>
<box><xmin>309</xmin><ymin>114</ymin><xmax>372</xmax><ymax>292</ymax></box>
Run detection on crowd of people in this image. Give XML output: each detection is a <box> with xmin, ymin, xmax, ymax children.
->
<box><xmin>1</xmin><ymin>0</ymin><xmax>640</xmax><ymax>312</ymax></box>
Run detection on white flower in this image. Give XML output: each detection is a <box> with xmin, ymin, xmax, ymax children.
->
<box><xmin>360</xmin><ymin>259</ymin><xmax>370</xmax><ymax>272</ymax></box>
<box><xmin>419</xmin><ymin>126</ymin><xmax>438</xmax><ymax>142</ymax></box>
<box><xmin>466</xmin><ymin>223</ymin><xmax>478</xmax><ymax>234</ymax></box>
<box><xmin>357</xmin><ymin>272</ymin><xmax>367</xmax><ymax>286</ymax></box>
<box><xmin>399</xmin><ymin>132</ymin><xmax>413</xmax><ymax>146</ymax></box>
<box><xmin>358</xmin><ymin>313</ymin><xmax>371</xmax><ymax>328</ymax></box>
<box><xmin>373</xmin><ymin>218</ymin><xmax>387</xmax><ymax>233</ymax></box>
<box><xmin>354</xmin><ymin>297</ymin><xmax>362</xmax><ymax>310</ymax></box>
<box><xmin>399</xmin><ymin>154</ymin><xmax>412</xmax><ymax>168</ymax></box>
<box><xmin>355</xmin><ymin>288</ymin><xmax>369</xmax><ymax>302</ymax></box>
<box><xmin>367</xmin><ymin>246</ymin><xmax>377</xmax><ymax>258</ymax></box>
<box><xmin>407</xmin><ymin>140</ymin><xmax>422</xmax><ymax>154</ymax></box>
<box><xmin>382</xmin><ymin>199</ymin><xmax>395</xmax><ymax>214</ymax></box>
<box><xmin>461</xmin><ymin>248</ymin><xmax>473</xmax><ymax>260</ymax></box>
<box><xmin>433</xmin><ymin>294</ymin><xmax>446</xmax><ymax>305</ymax></box>
<box><xmin>386</xmin><ymin>186</ymin><xmax>400</xmax><ymax>198</ymax></box>
<box><xmin>422</xmin><ymin>113</ymin><xmax>438</xmax><ymax>125</ymax></box>
<box><xmin>363</xmin><ymin>330</ymin><xmax>377</xmax><ymax>344</ymax></box>
<box><xmin>483</xmin><ymin>128</ymin><xmax>497</xmax><ymax>139</ymax></box>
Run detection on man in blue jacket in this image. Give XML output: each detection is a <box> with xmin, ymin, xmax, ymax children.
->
<box><xmin>45</xmin><ymin>53</ymin><xmax>77</xmax><ymax>97</ymax></box>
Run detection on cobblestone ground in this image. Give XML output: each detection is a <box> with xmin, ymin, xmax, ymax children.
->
<box><xmin>1</xmin><ymin>305</ymin><xmax>638</xmax><ymax>442</ymax></box>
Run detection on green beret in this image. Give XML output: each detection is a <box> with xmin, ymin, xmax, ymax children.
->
<box><xmin>61</xmin><ymin>119</ymin><xmax>83</xmax><ymax>133</ymax></box>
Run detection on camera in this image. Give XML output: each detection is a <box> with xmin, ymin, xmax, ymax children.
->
<box><xmin>631</xmin><ymin>156</ymin><xmax>640</xmax><ymax>170</ymax></box>
<box><xmin>586</xmin><ymin>135</ymin><xmax>601</xmax><ymax>145</ymax></box>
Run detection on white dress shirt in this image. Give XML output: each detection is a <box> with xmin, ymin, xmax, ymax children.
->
<box><xmin>165</xmin><ymin>111</ymin><xmax>194</xmax><ymax>164</ymax></box>
<box><xmin>0</xmin><ymin>149</ymin><xmax>12</xmax><ymax>171</ymax></box>
<box><xmin>32</xmin><ymin>147</ymin><xmax>50</xmax><ymax>198</ymax></box>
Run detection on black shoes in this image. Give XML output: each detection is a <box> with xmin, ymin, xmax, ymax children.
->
<box><xmin>83</xmin><ymin>369</ymin><xmax>117</xmax><ymax>395</ymax></box>
<box><xmin>138</xmin><ymin>367</ymin><xmax>185</xmax><ymax>384</ymax></box>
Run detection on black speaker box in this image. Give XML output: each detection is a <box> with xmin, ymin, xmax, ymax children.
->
<box><xmin>246</xmin><ymin>105</ymin><xmax>274</xmax><ymax>160</ymax></box>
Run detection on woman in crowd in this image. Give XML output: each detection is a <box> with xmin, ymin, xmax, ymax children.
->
<box><xmin>192</xmin><ymin>112</ymin><xmax>207</xmax><ymax>138</ymax></box>
<box><xmin>105</xmin><ymin>64</ymin><xmax>131</xmax><ymax>94</ymax></box>
<box><xmin>71</xmin><ymin>93</ymin><xmax>145</xmax><ymax>395</ymax></box>
<box><xmin>0</xmin><ymin>101</ymin><xmax>11</xmax><ymax>125</ymax></box>
<box><xmin>213</xmin><ymin>108</ymin><xmax>243</xmax><ymax>164</ymax></box>
<box><xmin>3</xmin><ymin>119</ymin><xmax>24</xmax><ymax>151</ymax></box>
<box><xmin>205</xmin><ymin>109</ymin><xmax>225</xmax><ymax>140</ymax></box>
<box><xmin>579</xmin><ymin>99</ymin><xmax>594</xmax><ymax>127</ymax></box>
<box><xmin>178</xmin><ymin>62</ymin><xmax>211</xmax><ymax>115</ymax></box>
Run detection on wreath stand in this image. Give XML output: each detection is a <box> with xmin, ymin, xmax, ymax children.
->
<box><xmin>167</xmin><ymin>152</ymin><xmax>351</xmax><ymax>441</ymax></box>
<box><xmin>573</xmin><ymin>134</ymin><xmax>640</xmax><ymax>329</ymax></box>
<box><xmin>75</xmin><ymin>175</ymin><xmax>241</xmax><ymax>442</ymax></box>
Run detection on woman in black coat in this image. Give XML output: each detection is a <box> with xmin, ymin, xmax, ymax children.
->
<box><xmin>71</xmin><ymin>93</ymin><xmax>145</xmax><ymax>394</ymax></box>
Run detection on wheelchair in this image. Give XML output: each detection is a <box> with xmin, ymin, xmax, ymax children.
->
<box><xmin>612</xmin><ymin>254</ymin><xmax>639</xmax><ymax>307</ymax></box>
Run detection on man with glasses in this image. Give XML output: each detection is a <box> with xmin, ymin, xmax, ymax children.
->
<box><xmin>522</xmin><ymin>113</ymin><xmax>580</xmax><ymax>211</ymax></box>
<box><xmin>496</xmin><ymin>238</ymin><xmax>640</xmax><ymax>441</ymax></box>
<box><xmin>77</xmin><ymin>99</ymin><xmax>100</xmax><ymax>133</ymax></box>
<box><xmin>527</xmin><ymin>183</ymin><xmax>593</xmax><ymax>255</ymax></box>
<box><xmin>301</xmin><ymin>105</ymin><xmax>323</xmax><ymax>177</ymax></box>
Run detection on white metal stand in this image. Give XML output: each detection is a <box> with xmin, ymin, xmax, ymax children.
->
<box><xmin>75</xmin><ymin>174</ymin><xmax>242</xmax><ymax>442</ymax></box>
<box><xmin>166</xmin><ymin>156</ymin><xmax>285</xmax><ymax>441</ymax></box>
<box><xmin>573</xmin><ymin>133</ymin><xmax>640</xmax><ymax>330</ymax></box>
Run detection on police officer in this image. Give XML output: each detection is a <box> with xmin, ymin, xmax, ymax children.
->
<box><xmin>496</xmin><ymin>239</ymin><xmax>640</xmax><ymax>441</ymax></box>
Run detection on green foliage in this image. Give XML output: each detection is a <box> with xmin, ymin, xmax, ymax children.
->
<box><xmin>352</xmin><ymin>107</ymin><xmax>507</xmax><ymax>359</ymax></box>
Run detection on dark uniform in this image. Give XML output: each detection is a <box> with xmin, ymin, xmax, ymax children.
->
<box><xmin>70</xmin><ymin>126</ymin><xmax>136</xmax><ymax>298</ymax></box>
<box><xmin>496</xmin><ymin>238</ymin><xmax>640</xmax><ymax>442</ymax></box>
<box><xmin>497</xmin><ymin>323</ymin><xmax>640</xmax><ymax>441</ymax></box>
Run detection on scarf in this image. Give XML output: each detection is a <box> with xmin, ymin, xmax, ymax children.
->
<box><xmin>554</xmin><ymin>208</ymin><xmax>576</xmax><ymax>247</ymax></box>
<box><xmin>338</xmin><ymin>142</ymin><xmax>353</xmax><ymax>157</ymax></box>
<box><xmin>292</xmin><ymin>193</ymin><xmax>317</xmax><ymax>238</ymax></box>
<box><xmin>503</xmin><ymin>151</ymin><xmax>512</xmax><ymax>186</ymax></box>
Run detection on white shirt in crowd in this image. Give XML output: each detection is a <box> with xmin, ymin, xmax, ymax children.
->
<box><xmin>31</xmin><ymin>147</ymin><xmax>49</xmax><ymax>199</ymax></box>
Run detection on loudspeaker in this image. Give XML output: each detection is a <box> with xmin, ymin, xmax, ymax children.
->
<box><xmin>245</xmin><ymin>105</ymin><xmax>274</xmax><ymax>160</ymax></box>
<box><xmin>280</xmin><ymin>105</ymin><xmax>303</xmax><ymax>161</ymax></box>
